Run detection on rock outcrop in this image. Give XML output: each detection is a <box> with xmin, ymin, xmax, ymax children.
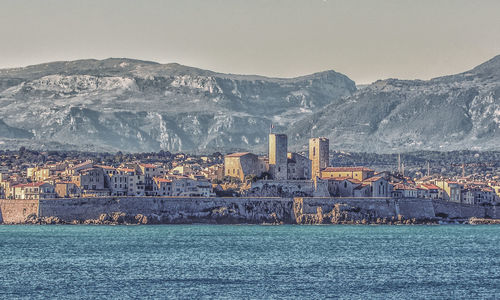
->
<box><xmin>1</xmin><ymin>197</ymin><xmax>496</xmax><ymax>225</ymax></box>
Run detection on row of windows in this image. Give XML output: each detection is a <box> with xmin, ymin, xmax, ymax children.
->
<box><xmin>113</xmin><ymin>177</ymin><xmax>127</xmax><ymax>183</ymax></box>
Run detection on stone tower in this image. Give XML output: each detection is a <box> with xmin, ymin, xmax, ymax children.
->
<box><xmin>269</xmin><ymin>133</ymin><xmax>288</xmax><ymax>180</ymax></box>
<box><xmin>309</xmin><ymin>137</ymin><xmax>329</xmax><ymax>179</ymax></box>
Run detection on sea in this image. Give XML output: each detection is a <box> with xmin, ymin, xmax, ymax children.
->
<box><xmin>0</xmin><ymin>225</ymin><xmax>498</xmax><ymax>299</ymax></box>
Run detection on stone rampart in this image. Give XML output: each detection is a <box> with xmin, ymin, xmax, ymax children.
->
<box><xmin>432</xmin><ymin>200</ymin><xmax>497</xmax><ymax>219</ymax></box>
<box><xmin>293</xmin><ymin>197</ymin><xmax>436</xmax><ymax>224</ymax></box>
<box><xmin>0</xmin><ymin>197</ymin><xmax>497</xmax><ymax>224</ymax></box>
<box><xmin>38</xmin><ymin>197</ymin><xmax>295</xmax><ymax>224</ymax></box>
<box><xmin>0</xmin><ymin>199</ymin><xmax>39</xmax><ymax>224</ymax></box>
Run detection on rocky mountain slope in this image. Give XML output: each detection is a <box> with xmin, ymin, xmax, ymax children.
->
<box><xmin>0</xmin><ymin>58</ymin><xmax>355</xmax><ymax>152</ymax></box>
<box><xmin>288</xmin><ymin>55</ymin><xmax>500</xmax><ymax>152</ymax></box>
<box><xmin>0</xmin><ymin>56</ymin><xmax>499</xmax><ymax>153</ymax></box>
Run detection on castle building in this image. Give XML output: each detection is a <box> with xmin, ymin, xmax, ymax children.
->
<box><xmin>224</xmin><ymin>152</ymin><xmax>260</xmax><ymax>182</ymax></box>
<box><xmin>287</xmin><ymin>152</ymin><xmax>311</xmax><ymax>180</ymax></box>
<box><xmin>321</xmin><ymin>167</ymin><xmax>375</xmax><ymax>181</ymax></box>
<box><xmin>268</xmin><ymin>133</ymin><xmax>288</xmax><ymax>180</ymax></box>
<box><xmin>309</xmin><ymin>137</ymin><xmax>329</xmax><ymax>179</ymax></box>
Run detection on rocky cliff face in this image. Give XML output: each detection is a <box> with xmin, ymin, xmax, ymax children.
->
<box><xmin>2</xmin><ymin>197</ymin><xmax>496</xmax><ymax>225</ymax></box>
<box><xmin>288</xmin><ymin>55</ymin><xmax>500</xmax><ymax>152</ymax></box>
<box><xmin>0</xmin><ymin>56</ymin><xmax>499</xmax><ymax>153</ymax></box>
<box><xmin>0</xmin><ymin>58</ymin><xmax>355</xmax><ymax>152</ymax></box>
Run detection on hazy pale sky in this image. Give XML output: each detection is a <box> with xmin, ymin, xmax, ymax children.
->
<box><xmin>1</xmin><ymin>0</ymin><xmax>499</xmax><ymax>84</ymax></box>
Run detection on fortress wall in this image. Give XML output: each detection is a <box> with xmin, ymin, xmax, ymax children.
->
<box><xmin>38</xmin><ymin>197</ymin><xmax>295</xmax><ymax>224</ymax></box>
<box><xmin>485</xmin><ymin>206</ymin><xmax>499</xmax><ymax>219</ymax></box>
<box><xmin>295</xmin><ymin>197</ymin><xmax>436</xmax><ymax>222</ymax></box>
<box><xmin>1</xmin><ymin>197</ymin><xmax>496</xmax><ymax>224</ymax></box>
<box><xmin>299</xmin><ymin>197</ymin><xmax>398</xmax><ymax>218</ymax></box>
<box><xmin>0</xmin><ymin>199</ymin><xmax>39</xmax><ymax>224</ymax></box>
<box><xmin>396</xmin><ymin>198</ymin><xmax>436</xmax><ymax>219</ymax></box>
<box><xmin>432</xmin><ymin>200</ymin><xmax>488</xmax><ymax>219</ymax></box>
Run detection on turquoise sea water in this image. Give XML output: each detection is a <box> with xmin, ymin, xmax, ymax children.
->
<box><xmin>0</xmin><ymin>225</ymin><xmax>499</xmax><ymax>299</ymax></box>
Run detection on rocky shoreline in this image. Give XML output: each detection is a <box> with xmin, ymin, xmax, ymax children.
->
<box><xmin>1</xmin><ymin>197</ymin><xmax>498</xmax><ymax>225</ymax></box>
<box><xmin>13</xmin><ymin>212</ymin><xmax>498</xmax><ymax>226</ymax></box>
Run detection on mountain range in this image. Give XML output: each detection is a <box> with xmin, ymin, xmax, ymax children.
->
<box><xmin>0</xmin><ymin>56</ymin><xmax>498</xmax><ymax>153</ymax></box>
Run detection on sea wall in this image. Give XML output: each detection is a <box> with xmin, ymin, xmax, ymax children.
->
<box><xmin>0</xmin><ymin>197</ymin><xmax>497</xmax><ymax>224</ymax></box>
<box><xmin>0</xmin><ymin>199</ymin><xmax>39</xmax><ymax>224</ymax></box>
<box><xmin>38</xmin><ymin>197</ymin><xmax>295</xmax><ymax>224</ymax></box>
<box><xmin>432</xmin><ymin>200</ymin><xmax>499</xmax><ymax>219</ymax></box>
<box><xmin>293</xmin><ymin>197</ymin><xmax>436</xmax><ymax>224</ymax></box>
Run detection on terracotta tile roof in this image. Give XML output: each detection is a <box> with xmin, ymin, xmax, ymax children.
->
<box><xmin>96</xmin><ymin>165</ymin><xmax>116</xmax><ymax>170</ymax></box>
<box><xmin>13</xmin><ymin>182</ymin><xmax>47</xmax><ymax>188</ymax></box>
<box><xmin>154</xmin><ymin>177</ymin><xmax>172</xmax><ymax>183</ymax></box>
<box><xmin>70</xmin><ymin>161</ymin><xmax>93</xmax><ymax>169</ymax></box>
<box><xmin>420</xmin><ymin>184</ymin><xmax>440</xmax><ymax>190</ymax></box>
<box><xmin>322</xmin><ymin>167</ymin><xmax>374</xmax><ymax>172</ymax></box>
<box><xmin>346</xmin><ymin>178</ymin><xmax>361</xmax><ymax>184</ymax></box>
<box><xmin>320</xmin><ymin>176</ymin><xmax>351</xmax><ymax>181</ymax></box>
<box><xmin>11</xmin><ymin>184</ymin><xmax>27</xmax><ymax>188</ymax></box>
<box><xmin>363</xmin><ymin>176</ymin><xmax>383</xmax><ymax>182</ymax></box>
<box><xmin>27</xmin><ymin>182</ymin><xmax>48</xmax><ymax>187</ymax></box>
<box><xmin>225</xmin><ymin>152</ymin><xmax>252</xmax><ymax>158</ymax></box>
<box><xmin>140</xmin><ymin>163</ymin><xmax>157</xmax><ymax>169</ymax></box>
<box><xmin>76</xmin><ymin>167</ymin><xmax>98</xmax><ymax>174</ymax></box>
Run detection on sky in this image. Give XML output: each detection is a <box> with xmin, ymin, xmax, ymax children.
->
<box><xmin>0</xmin><ymin>0</ymin><xmax>499</xmax><ymax>84</ymax></box>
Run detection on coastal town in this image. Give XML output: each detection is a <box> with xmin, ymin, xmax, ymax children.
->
<box><xmin>0</xmin><ymin>131</ymin><xmax>499</xmax><ymax>207</ymax></box>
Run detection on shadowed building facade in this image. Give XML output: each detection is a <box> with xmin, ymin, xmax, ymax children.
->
<box><xmin>309</xmin><ymin>137</ymin><xmax>329</xmax><ymax>179</ymax></box>
<box><xmin>269</xmin><ymin>133</ymin><xmax>288</xmax><ymax>180</ymax></box>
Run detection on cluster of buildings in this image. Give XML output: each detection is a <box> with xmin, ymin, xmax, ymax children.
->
<box><xmin>223</xmin><ymin>132</ymin><xmax>500</xmax><ymax>204</ymax></box>
<box><xmin>0</xmin><ymin>160</ymin><xmax>215</xmax><ymax>200</ymax></box>
<box><xmin>0</xmin><ymin>130</ymin><xmax>498</xmax><ymax>206</ymax></box>
<box><xmin>224</xmin><ymin>133</ymin><xmax>391</xmax><ymax>198</ymax></box>
<box><xmin>391</xmin><ymin>176</ymin><xmax>499</xmax><ymax>205</ymax></box>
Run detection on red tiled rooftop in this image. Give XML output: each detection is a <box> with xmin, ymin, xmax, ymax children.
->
<box><xmin>320</xmin><ymin>176</ymin><xmax>351</xmax><ymax>181</ymax></box>
<box><xmin>96</xmin><ymin>165</ymin><xmax>116</xmax><ymax>170</ymax></box>
<box><xmin>322</xmin><ymin>167</ymin><xmax>374</xmax><ymax>172</ymax></box>
<box><xmin>70</xmin><ymin>161</ymin><xmax>93</xmax><ymax>169</ymax></box>
<box><xmin>140</xmin><ymin>163</ymin><xmax>157</xmax><ymax>169</ymax></box>
<box><xmin>420</xmin><ymin>184</ymin><xmax>440</xmax><ymax>190</ymax></box>
<box><xmin>346</xmin><ymin>178</ymin><xmax>361</xmax><ymax>184</ymax></box>
<box><xmin>225</xmin><ymin>152</ymin><xmax>252</xmax><ymax>158</ymax></box>
<box><xmin>363</xmin><ymin>176</ymin><xmax>383</xmax><ymax>182</ymax></box>
<box><xmin>154</xmin><ymin>177</ymin><xmax>172</xmax><ymax>183</ymax></box>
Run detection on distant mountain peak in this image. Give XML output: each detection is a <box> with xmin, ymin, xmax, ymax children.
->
<box><xmin>0</xmin><ymin>55</ymin><xmax>498</xmax><ymax>153</ymax></box>
<box><xmin>471</xmin><ymin>54</ymin><xmax>500</xmax><ymax>75</ymax></box>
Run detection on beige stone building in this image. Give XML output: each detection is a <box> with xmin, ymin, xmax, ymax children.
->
<box><xmin>11</xmin><ymin>182</ymin><xmax>56</xmax><ymax>200</ymax></box>
<box><xmin>309</xmin><ymin>137</ymin><xmax>329</xmax><ymax>179</ymax></box>
<box><xmin>153</xmin><ymin>177</ymin><xmax>173</xmax><ymax>196</ymax></box>
<box><xmin>55</xmin><ymin>182</ymin><xmax>81</xmax><ymax>198</ymax></box>
<box><xmin>435</xmin><ymin>180</ymin><xmax>463</xmax><ymax>203</ymax></box>
<box><xmin>224</xmin><ymin>152</ymin><xmax>261</xmax><ymax>182</ymax></box>
<box><xmin>72</xmin><ymin>167</ymin><xmax>106</xmax><ymax>193</ymax></box>
<box><xmin>321</xmin><ymin>167</ymin><xmax>375</xmax><ymax>181</ymax></box>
